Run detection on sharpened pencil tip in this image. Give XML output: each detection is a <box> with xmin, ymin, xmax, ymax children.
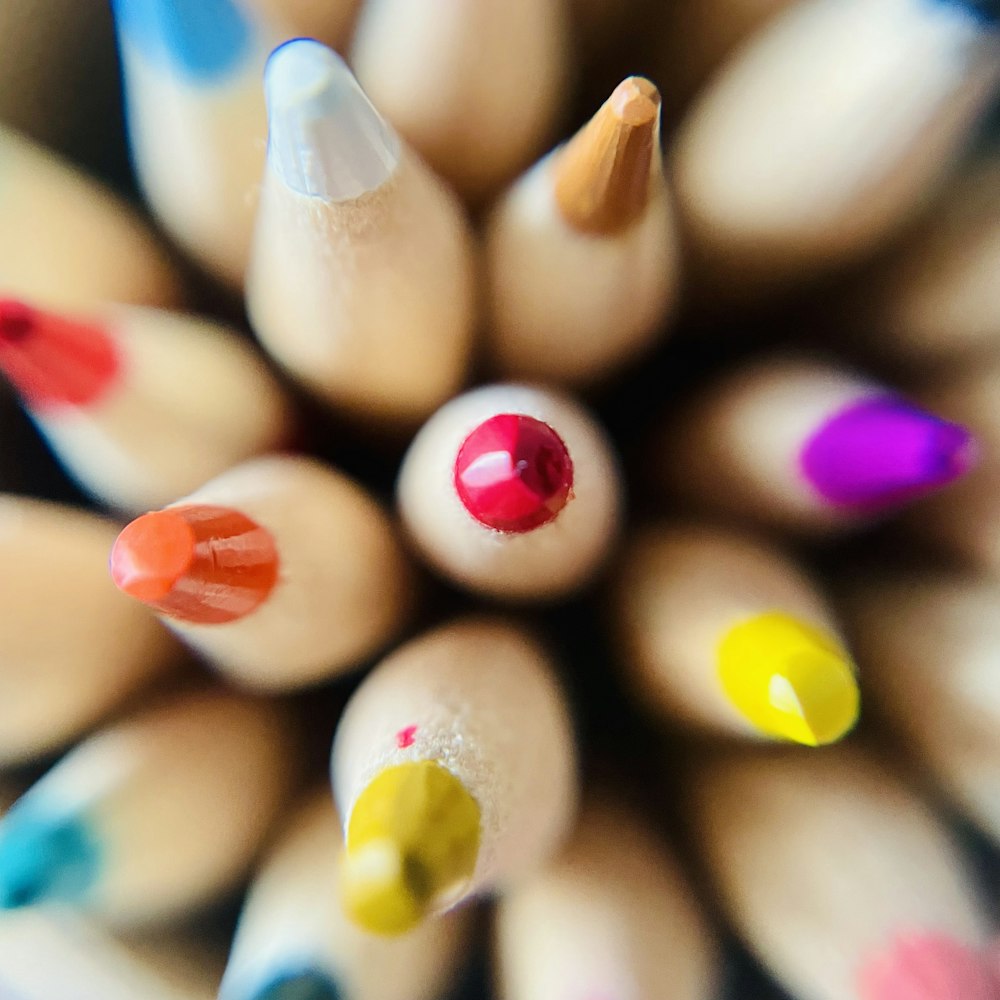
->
<box><xmin>264</xmin><ymin>38</ymin><xmax>400</xmax><ymax>201</ymax></box>
<box><xmin>718</xmin><ymin>612</ymin><xmax>860</xmax><ymax>746</ymax></box>
<box><xmin>341</xmin><ymin>761</ymin><xmax>480</xmax><ymax>935</ymax></box>
<box><xmin>111</xmin><ymin>505</ymin><xmax>280</xmax><ymax>624</ymax></box>
<box><xmin>0</xmin><ymin>804</ymin><xmax>100</xmax><ymax>909</ymax></box>
<box><xmin>554</xmin><ymin>76</ymin><xmax>662</xmax><ymax>236</ymax></box>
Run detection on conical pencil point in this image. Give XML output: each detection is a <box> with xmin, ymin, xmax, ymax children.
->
<box><xmin>801</xmin><ymin>397</ymin><xmax>977</xmax><ymax>510</ymax></box>
<box><xmin>264</xmin><ymin>38</ymin><xmax>400</xmax><ymax>200</ymax></box>
<box><xmin>110</xmin><ymin>504</ymin><xmax>280</xmax><ymax>624</ymax></box>
<box><xmin>554</xmin><ymin>76</ymin><xmax>661</xmax><ymax>236</ymax></box>
<box><xmin>0</xmin><ymin>806</ymin><xmax>100</xmax><ymax>909</ymax></box>
<box><xmin>342</xmin><ymin>761</ymin><xmax>481</xmax><ymax>935</ymax></box>
<box><xmin>719</xmin><ymin>612</ymin><xmax>860</xmax><ymax>746</ymax></box>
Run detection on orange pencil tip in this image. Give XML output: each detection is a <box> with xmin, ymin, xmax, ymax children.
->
<box><xmin>554</xmin><ymin>76</ymin><xmax>662</xmax><ymax>236</ymax></box>
<box><xmin>109</xmin><ymin>505</ymin><xmax>280</xmax><ymax>625</ymax></box>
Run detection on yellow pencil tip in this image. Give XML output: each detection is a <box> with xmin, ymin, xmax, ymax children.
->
<box><xmin>341</xmin><ymin>761</ymin><xmax>481</xmax><ymax>936</ymax></box>
<box><xmin>718</xmin><ymin>612</ymin><xmax>860</xmax><ymax>746</ymax></box>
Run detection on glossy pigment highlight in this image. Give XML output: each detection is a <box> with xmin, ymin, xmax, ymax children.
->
<box><xmin>454</xmin><ymin>414</ymin><xmax>574</xmax><ymax>532</ymax></box>
<box><xmin>799</xmin><ymin>397</ymin><xmax>975</xmax><ymax>511</ymax></box>
<box><xmin>717</xmin><ymin>612</ymin><xmax>860</xmax><ymax>746</ymax></box>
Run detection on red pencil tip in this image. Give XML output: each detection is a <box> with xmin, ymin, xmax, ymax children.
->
<box><xmin>454</xmin><ymin>413</ymin><xmax>573</xmax><ymax>532</ymax></box>
<box><xmin>859</xmin><ymin>932</ymin><xmax>1000</xmax><ymax>1000</ymax></box>
<box><xmin>0</xmin><ymin>298</ymin><xmax>119</xmax><ymax>409</ymax></box>
<box><xmin>110</xmin><ymin>505</ymin><xmax>280</xmax><ymax>624</ymax></box>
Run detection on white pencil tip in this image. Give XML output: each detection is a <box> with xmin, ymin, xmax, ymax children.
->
<box><xmin>264</xmin><ymin>38</ymin><xmax>400</xmax><ymax>200</ymax></box>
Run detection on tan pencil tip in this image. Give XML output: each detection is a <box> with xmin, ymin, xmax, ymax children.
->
<box><xmin>554</xmin><ymin>77</ymin><xmax>661</xmax><ymax>236</ymax></box>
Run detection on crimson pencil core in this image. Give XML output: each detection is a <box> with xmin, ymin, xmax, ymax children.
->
<box><xmin>0</xmin><ymin>299</ymin><xmax>119</xmax><ymax>409</ymax></box>
<box><xmin>110</xmin><ymin>505</ymin><xmax>279</xmax><ymax>624</ymax></box>
<box><xmin>453</xmin><ymin>414</ymin><xmax>573</xmax><ymax>533</ymax></box>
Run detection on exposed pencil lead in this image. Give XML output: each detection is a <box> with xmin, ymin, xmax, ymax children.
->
<box><xmin>554</xmin><ymin>76</ymin><xmax>661</xmax><ymax>236</ymax></box>
<box><xmin>110</xmin><ymin>505</ymin><xmax>280</xmax><ymax>624</ymax></box>
<box><xmin>264</xmin><ymin>38</ymin><xmax>400</xmax><ymax>200</ymax></box>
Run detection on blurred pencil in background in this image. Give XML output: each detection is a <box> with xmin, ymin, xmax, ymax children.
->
<box><xmin>843</xmin><ymin>571</ymin><xmax>1000</xmax><ymax>851</ymax></box>
<box><xmin>690</xmin><ymin>746</ymin><xmax>999</xmax><ymax>1000</ymax></box>
<box><xmin>110</xmin><ymin>0</ymin><xmax>286</xmax><ymax>286</ymax></box>
<box><xmin>656</xmin><ymin>356</ymin><xmax>976</xmax><ymax>533</ymax></box>
<box><xmin>496</xmin><ymin>796</ymin><xmax>720</xmax><ymax>1000</ymax></box>
<box><xmin>0</xmin><ymin>298</ymin><xmax>293</xmax><ymax>513</ymax></box>
<box><xmin>350</xmin><ymin>0</ymin><xmax>571</xmax><ymax>201</ymax></box>
<box><xmin>674</xmin><ymin>0</ymin><xmax>1000</xmax><ymax>300</ymax></box>
<box><xmin>0</xmin><ymin>688</ymin><xmax>297</xmax><ymax>926</ymax></box>
<box><xmin>0</xmin><ymin>910</ymin><xmax>223</xmax><ymax>1000</ymax></box>
<box><xmin>0</xmin><ymin>127</ymin><xmax>180</xmax><ymax>311</ymax></box>
<box><xmin>0</xmin><ymin>495</ymin><xmax>179</xmax><ymax>764</ymax></box>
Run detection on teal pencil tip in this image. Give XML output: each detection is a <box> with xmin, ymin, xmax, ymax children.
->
<box><xmin>0</xmin><ymin>802</ymin><xmax>100</xmax><ymax>909</ymax></box>
<box><xmin>251</xmin><ymin>968</ymin><xmax>344</xmax><ymax>1000</ymax></box>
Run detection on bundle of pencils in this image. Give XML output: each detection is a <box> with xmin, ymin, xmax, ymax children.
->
<box><xmin>1</xmin><ymin>1</ymin><xmax>999</xmax><ymax>998</ymax></box>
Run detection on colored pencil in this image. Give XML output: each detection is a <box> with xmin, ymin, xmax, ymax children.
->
<box><xmin>903</xmin><ymin>361</ymin><xmax>1000</xmax><ymax>569</ymax></box>
<box><xmin>658</xmin><ymin>356</ymin><xmax>975</xmax><ymax>533</ymax></box>
<box><xmin>0</xmin><ymin>126</ymin><xmax>180</xmax><ymax>310</ymax></box>
<box><xmin>110</xmin><ymin>0</ymin><xmax>285</xmax><ymax>286</ymax></box>
<box><xmin>0</xmin><ymin>910</ymin><xmax>222</xmax><ymax>1000</ymax></box>
<box><xmin>846</xmin><ymin>157</ymin><xmax>1000</xmax><ymax>368</ymax></box>
<box><xmin>484</xmin><ymin>77</ymin><xmax>678</xmax><ymax>386</ymax></box>
<box><xmin>332</xmin><ymin>618</ymin><xmax>578</xmax><ymax>936</ymax></box>
<box><xmin>350</xmin><ymin>0</ymin><xmax>570</xmax><ymax>201</ymax></box>
<box><xmin>0</xmin><ymin>687</ymin><xmax>296</xmax><ymax>927</ymax></box>
<box><xmin>110</xmin><ymin>454</ymin><xmax>415</xmax><ymax>691</ymax></box>
<box><xmin>673</xmin><ymin>0</ymin><xmax>1000</xmax><ymax>296</ymax></box>
<box><xmin>246</xmin><ymin>39</ymin><xmax>476</xmax><ymax>427</ymax></box>
<box><xmin>496</xmin><ymin>796</ymin><xmax>720</xmax><ymax>1000</ymax></box>
<box><xmin>612</xmin><ymin>522</ymin><xmax>860</xmax><ymax>746</ymax></box>
<box><xmin>0</xmin><ymin>297</ymin><xmax>294</xmax><ymax>513</ymax></box>
<box><xmin>397</xmin><ymin>383</ymin><xmax>622</xmax><ymax>599</ymax></box>
<box><xmin>690</xmin><ymin>745</ymin><xmax>997</xmax><ymax>1000</ymax></box>
<box><xmin>842</xmin><ymin>570</ymin><xmax>1000</xmax><ymax>848</ymax></box>
<box><xmin>0</xmin><ymin>495</ymin><xmax>179</xmax><ymax>764</ymax></box>
<box><xmin>220</xmin><ymin>790</ymin><xmax>471</xmax><ymax>1000</ymax></box>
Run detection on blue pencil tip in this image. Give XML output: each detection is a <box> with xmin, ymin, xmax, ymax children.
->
<box><xmin>0</xmin><ymin>803</ymin><xmax>100</xmax><ymax>909</ymax></box>
<box><xmin>251</xmin><ymin>968</ymin><xmax>344</xmax><ymax>1000</ymax></box>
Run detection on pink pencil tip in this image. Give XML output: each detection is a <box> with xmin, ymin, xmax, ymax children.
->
<box><xmin>859</xmin><ymin>932</ymin><xmax>1000</xmax><ymax>1000</ymax></box>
